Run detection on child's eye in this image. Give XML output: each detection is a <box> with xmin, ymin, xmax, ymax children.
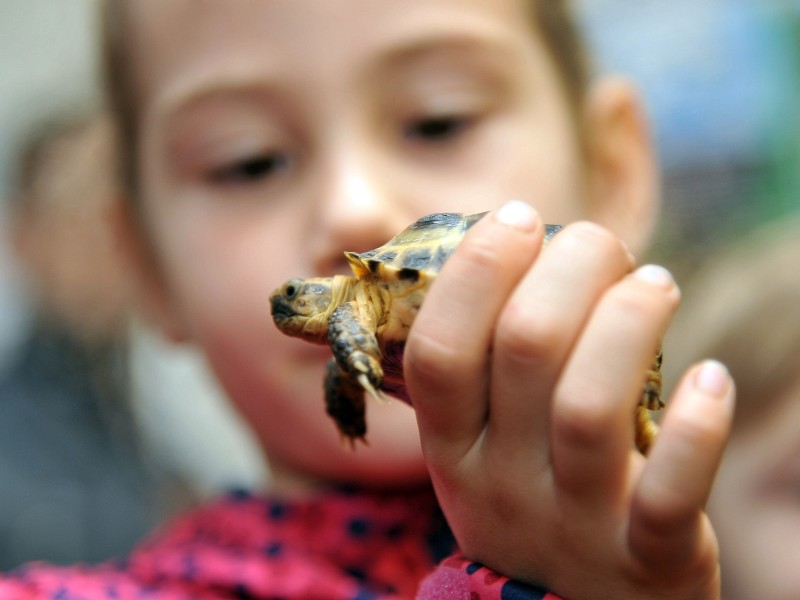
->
<box><xmin>208</xmin><ymin>152</ymin><xmax>291</xmax><ymax>185</ymax></box>
<box><xmin>404</xmin><ymin>115</ymin><xmax>471</xmax><ymax>143</ymax></box>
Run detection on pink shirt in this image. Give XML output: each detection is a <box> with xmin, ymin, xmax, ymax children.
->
<box><xmin>0</xmin><ymin>486</ymin><xmax>560</xmax><ymax>599</ymax></box>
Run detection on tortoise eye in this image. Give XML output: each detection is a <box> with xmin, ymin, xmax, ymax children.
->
<box><xmin>285</xmin><ymin>283</ymin><xmax>299</xmax><ymax>299</ymax></box>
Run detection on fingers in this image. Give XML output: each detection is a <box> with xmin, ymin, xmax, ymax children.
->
<box><xmin>628</xmin><ymin>360</ymin><xmax>734</xmax><ymax>567</ymax></box>
<box><xmin>550</xmin><ymin>264</ymin><xmax>680</xmax><ymax>501</ymax></box>
<box><xmin>487</xmin><ymin>221</ymin><xmax>635</xmax><ymax>460</ymax></box>
<box><xmin>405</xmin><ymin>201</ymin><xmax>543</xmax><ymax>458</ymax></box>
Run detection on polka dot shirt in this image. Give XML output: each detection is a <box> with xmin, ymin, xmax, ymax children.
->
<box><xmin>0</xmin><ymin>486</ymin><xmax>560</xmax><ymax>599</ymax></box>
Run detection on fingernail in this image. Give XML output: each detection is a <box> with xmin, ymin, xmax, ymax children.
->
<box><xmin>695</xmin><ymin>360</ymin><xmax>730</xmax><ymax>397</ymax></box>
<box><xmin>494</xmin><ymin>200</ymin><xmax>539</xmax><ymax>232</ymax></box>
<box><xmin>633</xmin><ymin>264</ymin><xmax>675</xmax><ymax>289</ymax></box>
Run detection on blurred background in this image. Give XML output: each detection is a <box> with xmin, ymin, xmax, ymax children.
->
<box><xmin>0</xmin><ymin>0</ymin><xmax>798</xmax><ymax>571</ymax></box>
<box><xmin>578</xmin><ymin>0</ymin><xmax>800</xmax><ymax>274</ymax></box>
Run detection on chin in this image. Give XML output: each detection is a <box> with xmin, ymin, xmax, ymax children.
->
<box><xmin>268</xmin><ymin>399</ymin><xmax>429</xmax><ymax>491</ymax></box>
<box><xmin>337</xmin><ymin>401</ymin><xmax>429</xmax><ymax>487</ymax></box>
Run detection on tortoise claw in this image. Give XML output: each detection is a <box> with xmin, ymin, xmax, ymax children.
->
<box><xmin>357</xmin><ymin>373</ymin><xmax>389</xmax><ymax>404</ymax></box>
<box><xmin>341</xmin><ymin>432</ymin><xmax>369</xmax><ymax>451</ymax></box>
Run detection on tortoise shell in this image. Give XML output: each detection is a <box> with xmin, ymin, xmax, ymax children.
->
<box><xmin>345</xmin><ymin>212</ymin><xmax>562</xmax><ymax>283</ymax></box>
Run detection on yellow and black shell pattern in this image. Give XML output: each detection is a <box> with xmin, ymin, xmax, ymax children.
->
<box><xmin>343</xmin><ymin>212</ymin><xmax>562</xmax><ymax>284</ymax></box>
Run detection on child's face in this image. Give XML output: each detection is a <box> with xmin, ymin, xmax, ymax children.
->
<box><xmin>710</xmin><ymin>376</ymin><xmax>800</xmax><ymax>600</ymax></box>
<box><xmin>124</xmin><ymin>0</ymin><xmax>654</xmax><ymax>485</ymax></box>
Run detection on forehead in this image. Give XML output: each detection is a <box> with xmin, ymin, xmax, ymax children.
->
<box><xmin>128</xmin><ymin>0</ymin><xmax>542</xmax><ymax>116</ymax></box>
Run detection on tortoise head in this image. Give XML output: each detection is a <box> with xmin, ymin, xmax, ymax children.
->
<box><xmin>270</xmin><ymin>277</ymin><xmax>337</xmax><ymax>342</ymax></box>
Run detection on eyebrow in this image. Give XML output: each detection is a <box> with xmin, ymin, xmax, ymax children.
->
<box><xmin>370</xmin><ymin>30</ymin><xmax>522</xmax><ymax>73</ymax></box>
<box><xmin>155</xmin><ymin>29</ymin><xmax>524</xmax><ymax>125</ymax></box>
<box><xmin>155</xmin><ymin>74</ymin><xmax>283</xmax><ymax>129</ymax></box>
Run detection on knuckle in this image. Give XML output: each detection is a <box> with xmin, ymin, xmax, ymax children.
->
<box><xmin>553</xmin><ymin>389</ymin><xmax>615</xmax><ymax>450</ymax></box>
<box><xmin>455</xmin><ymin>223</ymin><xmax>538</xmax><ymax>277</ymax></box>
<box><xmin>497</xmin><ymin>303</ymin><xmax>564</xmax><ymax>364</ymax></box>
<box><xmin>563</xmin><ymin>221</ymin><xmax>625</xmax><ymax>260</ymax></box>
<box><xmin>457</xmin><ymin>234</ymin><xmax>505</xmax><ymax>272</ymax></box>
<box><xmin>608</xmin><ymin>281</ymin><xmax>668</xmax><ymax>326</ymax></box>
<box><xmin>633</xmin><ymin>479</ymin><xmax>696</xmax><ymax>537</ymax></box>
<box><xmin>569</xmin><ymin>220</ymin><xmax>616</xmax><ymax>244</ymax></box>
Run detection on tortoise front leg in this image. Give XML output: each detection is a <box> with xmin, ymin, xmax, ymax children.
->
<box><xmin>642</xmin><ymin>346</ymin><xmax>664</xmax><ymax>411</ymax></box>
<box><xmin>634</xmin><ymin>406</ymin><xmax>659</xmax><ymax>455</ymax></box>
<box><xmin>324</xmin><ymin>357</ymin><xmax>367</xmax><ymax>446</ymax></box>
<box><xmin>327</xmin><ymin>300</ymin><xmax>386</xmax><ymax>402</ymax></box>
<box><xmin>634</xmin><ymin>345</ymin><xmax>665</xmax><ymax>455</ymax></box>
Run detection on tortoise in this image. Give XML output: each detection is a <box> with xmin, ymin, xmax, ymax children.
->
<box><xmin>270</xmin><ymin>212</ymin><xmax>663</xmax><ymax>454</ymax></box>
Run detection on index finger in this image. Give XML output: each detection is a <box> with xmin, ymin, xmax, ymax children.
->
<box><xmin>405</xmin><ymin>201</ymin><xmax>544</xmax><ymax>461</ymax></box>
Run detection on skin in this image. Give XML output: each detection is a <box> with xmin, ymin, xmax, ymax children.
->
<box><xmin>116</xmin><ymin>0</ymin><xmax>734</xmax><ymax>597</ymax></box>
<box><xmin>709</xmin><ymin>376</ymin><xmax>800</xmax><ymax>600</ymax></box>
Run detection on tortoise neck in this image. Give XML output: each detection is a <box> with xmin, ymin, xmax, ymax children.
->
<box><xmin>299</xmin><ymin>275</ymin><xmax>358</xmax><ymax>343</ymax></box>
<box><xmin>328</xmin><ymin>275</ymin><xmax>358</xmax><ymax>314</ymax></box>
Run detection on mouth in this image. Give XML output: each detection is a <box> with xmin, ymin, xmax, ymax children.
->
<box><xmin>270</xmin><ymin>297</ymin><xmax>297</xmax><ymax>322</ymax></box>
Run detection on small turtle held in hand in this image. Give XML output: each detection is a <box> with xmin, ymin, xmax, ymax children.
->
<box><xmin>270</xmin><ymin>212</ymin><xmax>663</xmax><ymax>453</ymax></box>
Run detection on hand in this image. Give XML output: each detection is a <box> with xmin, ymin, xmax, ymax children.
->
<box><xmin>405</xmin><ymin>201</ymin><xmax>734</xmax><ymax>600</ymax></box>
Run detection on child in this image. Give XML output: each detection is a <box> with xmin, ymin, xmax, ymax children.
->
<box><xmin>0</xmin><ymin>109</ymin><xmax>174</xmax><ymax>568</ymax></box>
<box><xmin>0</xmin><ymin>1</ymin><xmax>734</xmax><ymax>598</ymax></box>
<box><xmin>663</xmin><ymin>216</ymin><xmax>800</xmax><ymax>600</ymax></box>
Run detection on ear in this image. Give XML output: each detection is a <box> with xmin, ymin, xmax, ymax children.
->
<box><xmin>109</xmin><ymin>197</ymin><xmax>189</xmax><ymax>343</ymax></box>
<box><xmin>582</xmin><ymin>77</ymin><xmax>660</xmax><ymax>257</ymax></box>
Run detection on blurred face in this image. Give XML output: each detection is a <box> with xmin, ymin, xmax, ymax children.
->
<box><xmin>710</xmin><ymin>376</ymin><xmax>800</xmax><ymax>600</ymax></box>
<box><xmin>124</xmin><ymin>0</ymin><xmax>651</xmax><ymax>486</ymax></box>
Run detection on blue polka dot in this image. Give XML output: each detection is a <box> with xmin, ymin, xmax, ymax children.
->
<box><xmin>229</xmin><ymin>488</ymin><xmax>252</xmax><ymax>502</ymax></box>
<box><xmin>345</xmin><ymin>566</ymin><xmax>367</xmax><ymax>581</ymax></box>
<box><xmin>234</xmin><ymin>583</ymin><xmax>257</xmax><ymax>600</ymax></box>
<box><xmin>348</xmin><ymin>517</ymin><xmax>371</xmax><ymax>538</ymax></box>
<box><xmin>425</xmin><ymin>512</ymin><xmax>455</xmax><ymax>561</ymax></box>
<box><xmin>267</xmin><ymin>501</ymin><xmax>288</xmax><ymax>520</ymax></box>
<box><xmin>501</xmin><ymin>579</ymin><xmax>548</xmax><ymax>599</ymax></box>
<box><xmin>351</xmin><ymin>588</ymin><xmax>377</xmax><ymax>600</ymax></box>
<box><xmin>465</xmin><ymin>562</ymin><xmax>483</xmax><ymax>575</ymax></box>
<box><xmin>385</xmin><ymin>522</ymin><xmax>406</xmax><ymax>539</ymax></box>
<box><xmin>263</xmin><ymin>541</ymin><xmax>284</xmax><ymax>557</ymax></box>
<box><xmin>181</xmin><ymin>554</ymin><xmax>199</xmax><ymax>580</ymax></box>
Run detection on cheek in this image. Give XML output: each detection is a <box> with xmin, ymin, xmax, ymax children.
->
<box><xmin>401</xmin><ymin>134</ymin><xmax>585</xmax><ymax>227</ymax></box>
<box><xmin>204</xmin><ymin>321</ymin><xmax>427</xmax><ymax>486</ymax></box>
<box><xmin>135</xmin><ymin>199</ymin><xmax>390</xmax><ymax>471</ymax></box>
<box><xmin>149</xmin><ymin>199</ymin><xmax>303</xmax><ymax>333</ymax></box>
<box><xmin>150</xmin><ymin>205</ymin><xmax>347</xmax><ymax>454</ymax></box>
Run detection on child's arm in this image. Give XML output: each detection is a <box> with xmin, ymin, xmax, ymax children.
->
<box><xmin>406</xmin><ymin>202</ymin><xmax>734</xmax><ymax>600</ymax></box>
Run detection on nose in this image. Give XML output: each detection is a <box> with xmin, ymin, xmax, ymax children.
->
<box><xmin>307</xmin><ymin>146</ymin><xmax>409</xmax><ymax>276</ymax></box>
